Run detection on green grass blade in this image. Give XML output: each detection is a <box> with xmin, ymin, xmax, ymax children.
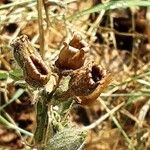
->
<box><xmin>0</xmin><ymin>0</ymin><xmax>35</xmax><ymax>10</ymax></box>
<box><xmin>0</xmin><ymin>88</ymin><xmax>25</xmax><ymax>111</ymax></box>
<box><xmin>69</xmin><ymin>0</ymin><xmax>150</xmax><ymax>19</ymax></box>
<box><xmin>0</xmin><ymin>115</ymin><xmax>33</xmax><ymax>136</ymax></box>
<box><xmin>126</xmin><ymin>95</ymin><xmax>142</xmax><ymax>106</ymax></box>
<box><xmin>101</xmin><ymin>92</ymin><xmax>150</xmax><ymax>97</ymax></box>
<box><xmin>137</xmin><ymin>79</ymin><xmax>150</xmax><ymax>87</ymax></box>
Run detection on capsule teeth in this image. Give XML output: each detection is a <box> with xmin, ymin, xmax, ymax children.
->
<box><xmin>55</xmin><ymin>34</ymin><xmax>87</xmax><ymax>71</ymax></box>
<box><xmin>11</xmin><ymin>34</ymin><xmax>111</xmax><ymax>92</ymax></box>
<box><xmin>68</xmin><ymin>64</ymin><xmax>112</xmax><ymax>105</ymax></box>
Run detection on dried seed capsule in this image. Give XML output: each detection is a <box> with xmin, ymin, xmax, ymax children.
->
<box><xmin>69</xmin><ymin>65</ymin><xmax>112</xmax><ymax>105</ymax></box>
<box><xmin>11</xmin><ymin>35</ymin><xmax>50</xmax><ymax>88</ymax></box>
<box><xmin>55</xmin><ymin>34</ymin><xmax>88</xmax><ymax>70</ymax></box>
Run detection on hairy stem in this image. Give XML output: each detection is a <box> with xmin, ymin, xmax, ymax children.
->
<box><xmin>34</xmin><ymin>90</ymin><xmax>53</xmax><ymax>150</ymax></box>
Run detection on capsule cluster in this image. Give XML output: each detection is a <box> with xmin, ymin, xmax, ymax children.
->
<box><xmin>55</xmin><ymin>34</ymin><xmax>112</xmax><ymax>105</ymax></box>
<box><xmin>11</xmin><ymin>34</ymin><xmax>112</xmax><ymax>105</ymax></box>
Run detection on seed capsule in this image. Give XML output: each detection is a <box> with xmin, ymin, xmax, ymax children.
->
<box><xmin>69</xmin><ymin>65</ymin><xmax>112</xmax><ymax>105</ymax></box>
<box><xmin>11</xmin><ymin>35</ymin><xmax>50</xmax><ymax>88</ymax></box>
<box><xmin>55</xmin><ymin>34</ymin><xmax>88</xmax><ymax>70</ymax></box>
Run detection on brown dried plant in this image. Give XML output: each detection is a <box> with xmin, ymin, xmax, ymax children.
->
<box><xmin>10</xmin><ymin>34</ymin><xmax>112</xmax><ymax>149</ymax></box>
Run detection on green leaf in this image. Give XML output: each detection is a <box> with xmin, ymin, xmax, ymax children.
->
<box><xmin>69</xmin><ymin>0</ymin><xmax>150</xmax><ymax>19</ymax></box>
<box><xmin>0</xmin><ymin>71</ymin><xmax>8</xmax><ymax>80</ymax></box>
<box><xmin>47</xmin><ymin>128</ymin><xmax>86</xmax><ymax>150</ymax></box>
<box><xmin>9</xmin><ymin>69</ymin><xmax>23</xmax><ymax>81</ymax></box>
<box><xmin>59</xmin><ymin>99</ymin><xmax>73</xmax><ymax>115</ymax></box>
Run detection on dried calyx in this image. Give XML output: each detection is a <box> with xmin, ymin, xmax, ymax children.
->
<box><xmin>11</xmin><ymin>35</ymin><xmax>50</xmax><ymax>88</ymax></box>
<box><xmin>69</xmin><ymin>65</ymin><xmax>112</xmax><ymax>105</ymax></box>
<box><xmin>11</xmin><ymin>34</ymin><xmax>112</xmax><ymax>105</ymax></box>
<box><xmin>55</xmin><ymin>34</ymin><xmax>88</xmax><ymax>70</ymax></box>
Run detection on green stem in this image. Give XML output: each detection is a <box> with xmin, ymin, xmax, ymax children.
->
<box><xmin>34</xmin><ymin>90</ymin><xmax>49</xmax><ymax>149</ymax></box>
<box><xmin>34</xmin><ymin>76</ymin><xmax>71</xmax><ymax>149</ymax></box>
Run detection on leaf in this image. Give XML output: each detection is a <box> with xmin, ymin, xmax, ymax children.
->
<box><xmin>59</xmin><ymin>99</ymin><xmax>73</xmax><ymax>115</ymax></box>
<box><xmin>69</xmin><ymin>0</ymin><xmax>150</xmax><ymax>19</ymax></box>
<box><xmin>0</xmin><ymin>70</ymin><xmax>8</xmax><ymax>80</ymax></box>
<box><xmin>9</xmin><ymin>69</ymin><xmax>23</xmax><ymax>81</ymax></box>
<box><xmin>46</xmin><ymin>128</ymin><xmax>86</xmax><ymax>150</ymax></box>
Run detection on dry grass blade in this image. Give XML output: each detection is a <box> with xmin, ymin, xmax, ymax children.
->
<box><xmin>82</xmin><ymin>101</ymin><xmax>124</xmax><ymax>131</ymax></box>
<box><xmin>0</xmin><ymin>0</ymin><xmax>150</xmax><ymax>149</ymax></box>
<box><xmin>37</xmin><ymin>0</ymin><xmax>45</xmax><ymax>58</ymax></box>
<box><xmin>98</xmin><ymin>98</ymin><xmax>135</xmax><ymax>150</ymax></box>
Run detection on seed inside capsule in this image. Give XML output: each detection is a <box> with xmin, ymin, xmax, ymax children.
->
<box><xmin>91</xmin><ymin>65</ymin><xmax>103</xmax><ymax>83</ymax></box>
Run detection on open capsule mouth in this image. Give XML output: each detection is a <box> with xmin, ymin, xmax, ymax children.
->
<box><xmin>91</xmin><ymin>65</ymin><xmax>103</xmax><ymax>83</ymax></box>
<box><xmin>30</xmin><ymin>55</ymin><xmax>49</xmax><ymax>75</ymax></box>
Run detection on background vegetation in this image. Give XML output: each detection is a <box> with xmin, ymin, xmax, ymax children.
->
<box><xmin>0</xmin><ymin>0</ymin><xmax>150</xmax><ymax>149</ymax></box>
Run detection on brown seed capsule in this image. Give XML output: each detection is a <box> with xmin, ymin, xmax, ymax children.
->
<box><xmin>11</xmin><ymin>35</ymin><xmax>50</xmax><ymax>88</ymax></box>
<box><xmin>69</xmin><ymin>65</ymin><xmax>112</xmax><ymax>105</ymax></box>
<box><xmin>55</xmin><ymin>34</ymin><xmax>88</xmax><ymax>70</ymax></box>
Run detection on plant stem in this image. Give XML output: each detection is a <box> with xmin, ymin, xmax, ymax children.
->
<box><xmin>34</xmin><ymin>90</ymin><xmax>52</xmax><ymax>149</ymax></box>
<box><xmin>37</xmin><ymin>0</ymin><xmax>45</xmax><ymax>58</ymax></box>
<box><xmin>43</xmin><ymin>0</ymin><xmax>51</xmax><ymax>28</ymax></box>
